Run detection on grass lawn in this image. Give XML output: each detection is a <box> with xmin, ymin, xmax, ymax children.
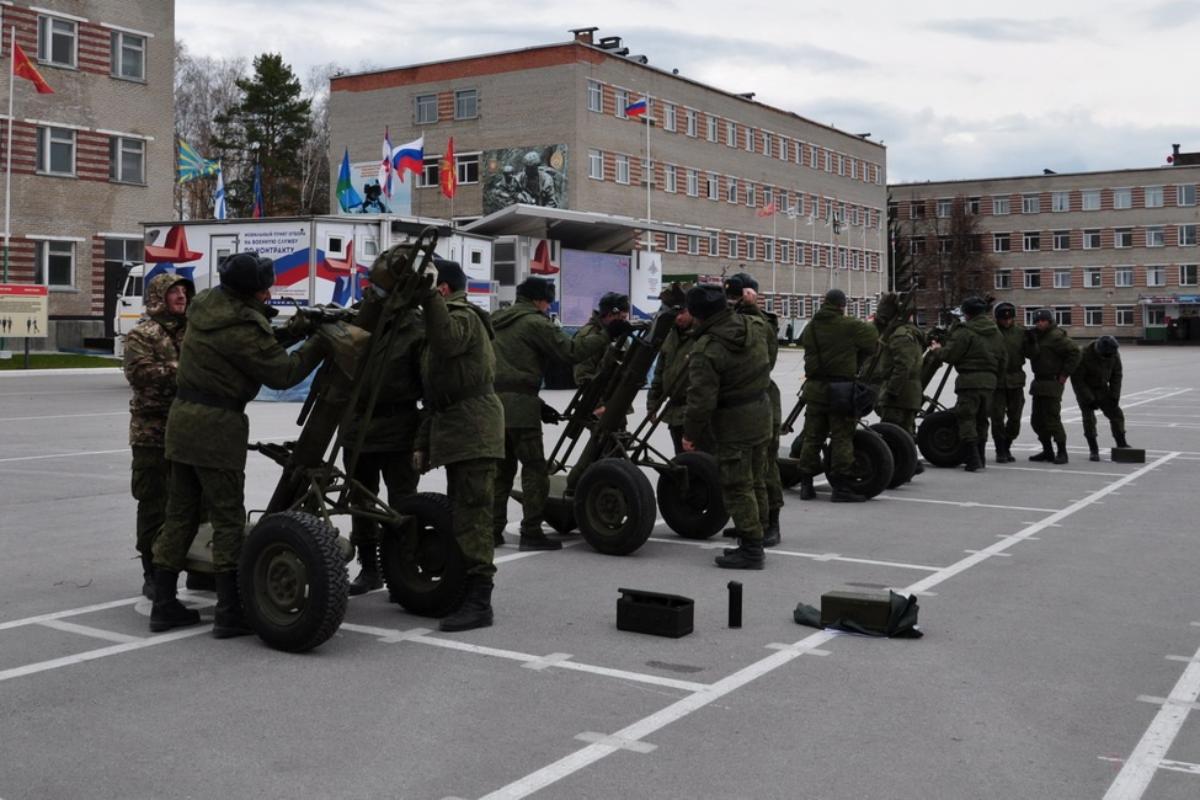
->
<box><xmin>0</xmin><ymin>352</ymin><xmax>120</xmax><ymax>370</ymax></box>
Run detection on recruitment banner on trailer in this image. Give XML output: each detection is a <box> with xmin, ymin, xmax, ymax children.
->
<box><xmin>0</xmin><ymin>284</ymin><xmax>49</xmax><ymax>338</ymax></box>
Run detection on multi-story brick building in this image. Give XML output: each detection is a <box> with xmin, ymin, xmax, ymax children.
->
<box><xmin>890</xmin><ymin>156</ymin><xmax>1200</xmax><ymax>341</ymax></box>
<box><xmin>328</xmin><ymin>28</ymin><xmax>887</xmax><ymax>319</ymax></box>
<box><xmin>1</xmin><ymin>1</ymin><xmax>173</xmax><ymax>350</ymax></box>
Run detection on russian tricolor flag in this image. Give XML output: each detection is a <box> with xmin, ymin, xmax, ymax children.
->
<box><xmin>625</xmin><ymin>97</ymin><xmax>648</xmax><ymax>118</ymax></box>
<box><xmin>392</xmin><ymin>136</ymin><xmax>424</xmax><ymax>180</ymax></box>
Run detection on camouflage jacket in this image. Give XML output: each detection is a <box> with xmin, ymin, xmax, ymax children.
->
<box><xmin>874</xmin><ymin>321</ymin><xmax>926</xmax><ymax>411</ymax></box>
<box><xmin>1071</xmin><ymin>343</ymin><xmax>1123</xmax><ymax>405</ymax></box>
<box><xmin>343</xmin><ymin>310</ymin><xmax>425</xmax><ymax>454</ymax></box>
<box><xmin>123</xmin><ymin>273</ymin><xmax>192</xmax><ymax>448</ymax></box>
<box><xmin>165</xmin><ymin>286</ymin><xmax>325</xmax><ymax>470</ymax></box>
<box><xmin>684</xmin><ymin>308</ymin><xmax>772</xmax><ymax>447</ymax></box>
<box><xmin>996</xmin><ymin>323</ymin><xmax>1028</xmax><ymax>388</ymax></box>
<box><xmin>1027</xmin><ymin>325</ymin><xmax>1081</xmax><ymax>398</ymax></box>
<box><xmin>934</xmin><ymin>315</ymin><xmax>1008</xmax><ymax>391</ymax></box>
<box><xmin>799</xmin><ymin>304</ymin><xmax>879</xmax><ymax>405</ymax></box>
<box><xmin>647</xmin><ymin>324</ymin><xmax>697</xmax><ymax>428</ymax></box>
<box><xmin>737</xmin><ymin>302</ymin><xmax>782</xmax><ymax>424</ymax></box>
<box><xmin>571</xmin><ymin>314</ymin><xmax>610</xmax><ymax>385</ymax></box>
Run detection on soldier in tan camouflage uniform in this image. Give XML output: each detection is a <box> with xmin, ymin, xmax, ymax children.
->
<box><xmin>123</xmin><ymin>272</ymin><xmax>194</xmax><ymax>599</ymax></box>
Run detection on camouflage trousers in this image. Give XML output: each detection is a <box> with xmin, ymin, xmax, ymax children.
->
<box><xmin>131</xmin><ymin>446</ymin><xmax>169</xmax><ymax>557</ymax></box>
<box><xmin>1080</xmin><ymin>398</ymin><xmax>1125</xmax><ymax>440</ymax></box>
<box><xmin>954</xmin><ymin>389</ymin><xmax>992</xmax><ymax>444</ymax></box>
<box><xmin>718</xmin><ymin>439</ymin><xmax>768</xmax><ymax>542</ymax></box>
<box><xmin>492</xmin><ymin>427</ymin><xmax>548</xmax><ymax>536</ymax></box>
<box><xmin>991</xmin><ymin>387</ymin><xmax>1025</xmax><ymax>442</ymax></box>
<box><xmin>878</xmin><ymin>406</ymin><xmax>917</xmax><ymax>437</ymax></box>
<box><xmin>1030</xmin><ymin>395</ymin><xmax>1066</xmax><ymax>445</ymax></box>
<box><xmin>153</xmin><ymin>462</ymin><xmax>246</xmax><ymax>573</ymax></box>
<box><xmin>797</xmin><ymin>401</ymin><xmax>857</xmax><ymax>480</ymax></box>
<box><xmin>344</xmin><ymin>450</ymin><xmax>419</xmax><ymax>548</ymax></box>
<box><xmin>762</xmin><ymin>424</ymin><xmax>783</xmax><ymax>515</ymax></box>
<box><xmin>447</xmin><ymin>458</ymin><xmax>497</xmax><ymax>580</ymax></box>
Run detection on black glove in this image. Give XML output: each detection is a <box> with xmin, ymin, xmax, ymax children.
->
<box><xmin>274</xmin><ymin>312</ymin><xmax>316</xmax><ymax>345</ymax></box>
<box><xmin>540</xmin><ymin>401</ymin><xmax>563</xmax><ymax>425</ymax></box>
<box><xmin>605</xmin><ymin>318</ymin><xmax>633</xmax><ymax>339</ymax></box>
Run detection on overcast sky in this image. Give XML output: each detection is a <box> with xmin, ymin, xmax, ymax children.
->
<box><xmin>179</xmin><ymin>0</ymin><xmax>1200</xmax><ymax>184</ymax></box>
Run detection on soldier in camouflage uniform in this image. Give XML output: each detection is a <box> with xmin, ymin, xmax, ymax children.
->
<box><xmin>1026</xmin><ymin>308</ymin><xmax>1082</xmax><ymax>464</ymax></box>
<box><xmin>647</xmin><ymin>283</ymin><xmax>696</xmax><ymax>454</ymax></box>
<box><xmin>491</xmin><ymin>276</ymin><xmax>607</xmax><ymax>550</ymax></box>
<box><xmin>413</xmin><ymin>258</ymin><xmax>505</xmax><ymax>632</ymax></box>
<box><xmin>990</xmin><ymin>302</ymin><xmax>1027</xmax><ymax>463</ymax></box>
<box><xmin>150</xmin><ymin>253</ymin><xmax>326</xmax><ymax>637</ymax></box>
<box><xmin>340</xmin><ymin>305</ymin><xmax>425</xmax><ymax>594</ymax></box>
<box><xmin>796</xmin><ymin>289</ymin><xmax>879</xmax><ymax>502</ymax></box>
<box><xmin>929</xmin><ymin>296</ymin><xmax>1007</xmax><ymax>472</ymax></box>
<box><xmin>1071</xmin><ymin>335</ymin><xmax>1129</xmax><ymax>461</ymax></box>
<box><xmin>681</xmin><ymin>285</ymin><xmax>773</xmax><ymax>570</ymax></box>
<box><xmin>572</xmin><ymin>292</ymin><xmax>630</xmax><ymax>387</ymax></box>
<box><xmin>123</xmin><ymin>272</ymin><xmax>194</xmax><ymax>598</ymax></box>
<box><xmin>869</xmin><ymin>294</ymin><xmax>926</xmax><ymax>439</ymax></box>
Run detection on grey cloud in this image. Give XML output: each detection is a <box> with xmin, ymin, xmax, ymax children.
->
<box><xmin>618</xmin><ymin>27</ymin><xmax>871</xmax><ymax>74</ymax></box>
<box><xmin>1145</xmin><ymin>0</ymin><xmax>1200</xmax><ymax>26</ymax></box>
<box><xmin>924</xmin><ymin>17</ymin><xmax>1089</xmax><ymax>43</ymax></box>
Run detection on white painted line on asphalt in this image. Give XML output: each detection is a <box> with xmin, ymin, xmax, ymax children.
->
<box><xmin>0</xmin><ymin>626</ymin><xmax>210</xmax><ymax>684</ymax></box>
<box><xmin>1165</xmin><ymin>655</ymin><xmax>1200</xmax><ymax>665</ymax></box>
<box><xmin>0</xmin><ymin>367</ymin><xmax>122</xmax><ymax>377</ymax></box>
<box><xmin>878</xmin><ymin>495</ymin><xmax>1058</xmax><ymax>513</ymax></box>
<box><xmin>574</xmin><ymin>731</ymin><xmax>658</xmax><ymax>754</ymax></box>
<box><xmin>522</xmin><ymin>652</ymin><xmax>574</xmax><ymax>672</ymax></box>
<box><xmin>964</xmin><ymin>550</ymin><xmax>1011</xmax><ymax>557</ymax></box>
<box><xmin>36</xmin><ymin>619</ymin><xmax>143</xmax><ymax>644</ymax></box>
<box><xmin>1136</xmin><ymin>694</ymin><xmax>1200</xmax><ymax>711</ymax></box>
<box><xmin>0</xmin><ymin>447</ymin><xmax>128</xmax><ymax>464</ymax></box>
<box><xmin>645</xmin><ymin>535</ymin><xmax>941</xmax><ymax>572</ymax></box>
<box><xmin>1154</xmin><ymin>759</ymin><xmax>1200</xmax><ymax>776</ymax></box>
<box><xmin>989</xmin><ymin>465</ymin><xmax>1128</xmax><ymax>477</ymax></box>
<box><xmin>0</xmin><ymin>411</ymin><xmax>127</xmax><ymax>423</ymax></box>
<box><xmin>0</xmin><ymin>596</ymin><xmax>141</xmax><ymax>631</ymax></box>
<box><xmin>765</xmin><ymin>642</ymin><xmax>831</xmax><ymax>656</ymax></box>
<box><xmin>1062</xmin><ymin>388</ymin><xmax>1194</xmax><ymax>423</ymax></box>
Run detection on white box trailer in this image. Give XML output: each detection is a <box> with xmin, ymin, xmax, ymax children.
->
<box><xmin>114</xmin><ymin>215</ymin><xmax>494</xmax><ymax>353</ymax></box>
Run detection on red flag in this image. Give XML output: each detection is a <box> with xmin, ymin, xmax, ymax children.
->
<box><xmin>756</xmin><ymin>201</ymin><xmax>777</xmax><ymax>218</ymax></box>
<box><xmin>13</xmin><ymin>44</ymin><xmax>53</xmax><ymax>94</ymax></box>
<box><xmin>440</xmin><ymin>137</ymin><xmax>457</xmax><ymax>199</ymax></box>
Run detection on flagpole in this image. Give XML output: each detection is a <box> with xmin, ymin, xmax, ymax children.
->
<box><xmin>770</xmin><ymin>205</ymin><xmax>777</xmax><ymax>303</ymax></box>
<box><xmin>644</xmin><ymin>100</ymin><xmax>652</xmax><ymax>251</ymax></box>
<box><xmin>4</xmin><ymin>26</ymin><xmax>15</xmax><ymax>284</ymax></box>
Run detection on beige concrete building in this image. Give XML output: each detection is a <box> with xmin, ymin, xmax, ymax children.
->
<box><xmin>1</xmin><ymin>0</ymin><xmax>174</xmax><ymax>350</ymax></box>
<box><xmin>890</xmin><ymin>157</ymin><xmax>1200</xmax><ymax>341</ymax></box>
<box><xmin>329</xmin><ymin>28</ymin><xmax>888</xmax><ymax>320</ymax></box>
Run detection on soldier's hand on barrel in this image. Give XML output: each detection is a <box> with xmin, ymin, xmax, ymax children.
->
<box><xmin>681</xmin><ymin>436</ymin><xmax>697</xmax><ymax>452</ymax></box>
<box><xmin>742</xmin><ymin>288</ymin><xmax>757</xmax><ymax>305</ymax></box>
<box><xmin>929</xmin><ymin>339</ymin><xmax>942</xmax><ymax>351</ymax></box>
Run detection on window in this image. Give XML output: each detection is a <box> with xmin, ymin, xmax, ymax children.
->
<box><xmin>37</xmin><ymin>15</ymin><xmax>76</xmax><ymax>68</ymax></box>
<box><xmin>1054</xmin><ymin>269</ymin><xmax>1071</xmax><ymax>289</ymax></box>
<box><xmin>1024</xmin><ymin>270</ymin><xmax>1041</xmax><ymax>289</ymax></box>
<box><xmin>414</xmin><ymin>93</ymin><xmax>437</xmax><ymax>124</ymax></box>
<box><xmin>795</xmin><ymin>241</ymin><xmax>806</xmax><ymax>265</ymax></box>
<box><xmin>687</xmin><ymin>235</ymin><xmax>699</xmax><ymax>255</ymax></box>
<box><xmin>745</xmin><ymin>235</ymin><xmax>756</xmax><ymax>260</ymax></box>
<box><xmin>1023</xmin><ymin>231</ymin><xmax>1040</xmax><ymax>251</ymax></box>
<box><xmin>1022</xmin><ymin>194</ymin><xmax>1040</xmax><ymax>214</ymax></box>
<box><xmin>746</xmin><ymin>183</ymin><xmax>755</xmax><ymax>207</ymax></box>
<box><xmin>586</xmin><ymin>80</ymin><xmax>602</xmax><ymax>112</ymax></box>
<box><xmin>993</xmin><ymin>196</ymin><xmax>1011</xmax><ymax>215</ymax></box>
<box><xmin>1109</xmin><ymin>306</ymin><xmax>1131</xmax><ymax>326</ymax></box>
<box><xmin>1181</xmin><ymin>264</ymin><xmax>1198</xmax><ymax>286</ymax></box>
<box><xmin>780</xmin><ymin>137</ymin><xmax>789</xmax><ymax>161</ymax></box>
<box><xmin>993</xmin><ymin>232</ymin><xmax>1011</xmax><ymax>252</ymax></box>
<box><xmin>615</xmin><ymin>155</ymin><xmax>629</xmax><ymax>185</ymax></box>
<box><xmin>1082</xmin><ymin>190</ymin><xmax>1101</xmax><ymax>210</ymax></box>
<box><xmin>614</xmin><ymin>89</ymin><xmax>628</xmax><ymax>119</ymax></box>
<box><xmin>706</xmin><ymin>173</ymin><xmax>718</xmax><ymax>200</ymax></box>
<box><xmin>419</xmin><ymin>156</ymin><xmax>439</xmax><ymax>187</ymax></box>
<box><xmin>664</xmin><ymin>104</ymin><xmax>676</xmax><ymax>131</ymax></box>
<box><xmin>909</xmin><ymin>239</ymin><xmax>925</xmax><ymax>256</ymax></box>
<box><xmin>726</xmin><ymin>177</ymin><xmax>737</xmax><ymax>203</ymax></box>
<box><xmin>1145</xmin><ymin>186</ymin><xmax>1164</xmax><ymax>207</ymax></box>
<box><xmin>763</xmin><ymin>187</ymin><xmax>774</xmax><ymax>210</ymax></box>
<box><xmin>1051</xmin><ymin>191</ymin><xmax>1069</xmax><ymax>212</ymax></box>
<box><xmin>685</xmin><ymin>109</ymin><xmax>697</xmax><ymax>137</ymax></box>
<box><xmin>764</xmin><ymin>238</ymin><xmax>774</xmax><ymax>262</ymax></box>
<box><xmin>686</xmin><ymin>169</ymin><xmax>698</xmax><ymax>197</ymax></box>
<box><xmin>966</xmin><ymin>197</ymin><xmax>981</xmax><ymax>215</ymax></box>
<box><xmin>706</xmin><ymin>115</ymin><xmax>717</xmax><ymax>141</ymax></box>
<box><xmin>708</xmin><ymin>230</ymin><xmax>719</xmax><ymax>255</ymax></box>
<box><xmin>779</xmin><ymin>239</ymin><xmax>790</xmax><ymax>263</ymax></box>
<box><xmin>1146</xmin><ymin>226</ymin><xmax>1165</xmax><ymax>247</ymax></box>
<box><xmin>1085</xmin><ymin>306</ymin><xmax>1103</xmax><ymax>326</ymax></box>
<box><xmin>454</xmin><ymin>89</ymin><xmax>478</xmax><ymax>119</ymax></box>
<box><xmin>1023</xmin><ymin>308</ymin><xmax>1039</xmax><ymax>326</ymax></box>
<box><xmin>1083</xmin><ymin>229</ymin><xmax>1101</xmax><ymax>249</ymax></box>
<box><xmin>824</xmin><ymin>150</ymin><xmax>831</xmax><ymax>171</ymax></box>
<box><xmin>726</xmin><ymin>121</ymin><xmax>736</xmax><ymax>146</ymax></box>
<box><xmin>1180</xmin><ymin>224</ymin><xmax>1197</xmax><ymax>246</ymax></box>
<box><xmin>909</xmin><ymin>201</ymin><xmax>925</xmax><ymax>219</ymax></box>
<box><xmin>111</xmin><ymin>30</ymin><xmax>145</xmax><ymax>81</ymax></box>
<box><xmin>726</xmin><ymin>232</ymin><xmax>738</xmax><ymax>257</ymax></box>
<box><xmin>663</xmin><ymin>164</ymin><xmax>676</xmax><ymax>193</ymax></box>
<box><xmin>1115</xmin><ymin>228</ymin><xmax>1133</xmax><ymax>248</ymax></box>
<box><xmin>937</xmin><ymin>235</ymin><xmax>952</xmax><ymax>255</ymax></box>
<box><xmin>1053</xmin><ymin>230</ymin><xmax>1070</xmax><ymax>250</ymax></box>
<box><xmin>36</xmin><ymin>240</ymin><xmax>74</xmax><ymax>287</ymax></box>
<box><xmin>1113</xmin><ymin>188</ymin><xmax>1132</xmax><ymax>209</ymax></box>
<box><xmin>665</xmin><ymin>233</ymin><xmax>677</xmax><ymax>253</ymax></box>
<box><xmin>836</xmin><ymin>154</ymin><xmax>845</xmax><ymax>175</ymax></box>
<box><xmin>1083</xmin><ymin>267</ymin><xmax>1102</xmax><ymax>288</ymax></box>
<box><xmin>1178</xmin><ymin>184</ymin><xmax>1197</xmax><ymax>207</ymax></box>
<box><xmin>994</xmin><ymin>270</ymin><xmax>1012</xmax><ymax>290</ymax></box>
<box><xmin>1115</xmin><ymin>266</ymin><xmax>1133</xmax><ymax>287</ymax></box>
<box><xmin>850</xmin><ymin>159</ymin><xmax>858</xmax><ymax>179</ymax></box>
<box><xmin>1147</xmin><ymin>265</ymin><xmax>1166</xmax><ymax>287</ymax></box>
<box><xmin>36</xmin><ymin>126</ymin><xmax>75</xmax><ymax>175</ymax></box>
<box><xmin>1146</xmin><ymin>306</ymin><xmax>1166</xmax><ymax>325</ymax></box>
<box><xmin>746</xmin><ymin>128</ymin><xmax>755</xmax><ymax>153</ymax></box>
<box><xmin>1054</xmin><ymin>307</ymin><xmax>1072</xmax><ymax>326</ymax></box>
<box><xmin>587</xmin><ymin>149</ymin><xmax>602</xmax><ymax>179</ymax></box>
<box><xmin>936</xmin><ymin>198</ymin><xmax>952</xmax><ymax>218</ymax></box>
<box><xmin>109</xmin><ymin>136</ymin><xmax>144</xmax><ymax>183</ymax></box>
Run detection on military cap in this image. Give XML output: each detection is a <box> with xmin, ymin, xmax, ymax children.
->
<box><xmin>432</xmin><ymin>257</ymin><xmax>467</xmax><ymax>292</ymax></box>
<box><xmin>994</xmin><ymin>301</ymin><xmax>1016</xmax><ymax>320</ymax></box>
<box><xmin>961</xmin><ymin>296</ymin><xmax>989</xmax><ymax>317</ymax></box>
<box><xmin>218</xmin><ymin>252</ymin><xmax>275</xmax><ymax>295</ymax></box>
<box><xmin>724</xmin><ymin>271</ymin><xmax>759</xmax><ymax>298</ymax></box>
<box><xmin>1032</xmin><ymin>308</ymin><xmax>1054</xmax><ymax>323</ymax></box>
<box><xmin>824</xmin><ymin>288</ymin><xmax>847</xmax><ymax>308</ymax></box>
<box><xmin>659</xmin><ymin>282</ymin><xmax>689</xmax><ymax>308</ymax></box>
<box><xmin>686</xmin><ymin>284</ymin><xmax>727</xmax><ymax>319</ymax></box>
<box><xmin>598</xmin><ymin>292</ymin><xmax>630</xmax><ymax>314</ymax></box>
<box><xmin>1095</xmin><ymin>335</ymin><xmax>1120</xmax><ymax>356</ymax></box>
<box><xmin>516</xmin><ymin>276</ymin><xmax>555</xmax><ymax>303</ymax></box>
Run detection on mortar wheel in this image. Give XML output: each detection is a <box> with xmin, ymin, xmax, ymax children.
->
<box><xmin>656</xmin><ymin>451</ymin><xmax>728</xmax><ymax>540</ymax></box>
<box><xmin>869</xmin><ymin>422</ymin><xmax>920</xmax><ymax>488</ymax></box>
<box><xmin>380</xmin><ymin>492</ymin><xmax>467</xmax><ymax>618</ymax></box>
<box><xmin>778</xmin><ymin>434</ymin><xmax>805</xmax><ymax>488</ymax></box>
<box><xmin>917</xmin><ymin>409</ymin><xmax>962</xmax><ymax>467</ymax></box>
<box><xmin>574</xmin><ymin>458</ymin><xmax>656</xmax><ymax>555</ymax></box>
<box><xmin>822</xmin><ymin>428</ymin><xmax>895</xmax><ymax>499</ymax></box>
<box><xmin>239</xmin><ymin>510</ymin><xmax>349</xmax><ymax>653</ymax></box>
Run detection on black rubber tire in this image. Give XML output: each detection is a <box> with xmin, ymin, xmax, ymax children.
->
<box><xmin>870</xmin><ymin>422</ymin><xmax>920</xmax><ymax>488</ymax></box>
<box><xmin>655</xmin><ymin>451</ymin><xmax>728</xmax><ymax>540</ymax></box>
<box><xmin>239</xmin><ymin>510</ymin><xmax>349</xmax><ymax>653</ymax></box>
<box><xmin>917</xmin><ymin>409</ymin><xmax>963</xmax><ymax>467</ymax></box>
<box><xmin>574</xmin><ymin>458</ymin><xmax>657</xmax><ymax>555</ymax></box>
<box><xmin>822</xmin><ymin>428</ymin><xmax>895</xmax><ymax>499</ymax></box>
<box><xmin>777</xmin><ymin>434</ymin><xmax>805</xmax><ymax>488</ymax></box>
<box><xmin>543</xmin><ymin>497</ymin><xmax>577</xmax><ymax>535</ymax></box>
<box><xmin>380</xmin><ymin>492</ymin><xmax>468</xmax><ymax>618</ymax></box>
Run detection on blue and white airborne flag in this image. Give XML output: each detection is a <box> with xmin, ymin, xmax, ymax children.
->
<box><xmin>214</xmin><ymin>164</ymin><xmax>227</xmax><ymax>220</ymax></box>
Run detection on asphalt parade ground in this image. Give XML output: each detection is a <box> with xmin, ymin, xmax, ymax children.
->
<box><xmin>2</xmin><ymin>347</ymin><xmax>1199</xmax><ymax>800</ymax></box>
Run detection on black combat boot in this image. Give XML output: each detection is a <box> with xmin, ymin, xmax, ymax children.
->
<box><xmin>798</xmin><ymin>474</ymin><xmax>817</xmax><ymax>501</ymax></box>
<box><xmin>140</xmin><ymin>555</ymin><xmax>155</xmax><ymax>601</ymax></box>
<box><xmin>715</xmin><ymin>538</ymin><xmax>764</xmax><ymax>570</ymax></box>
<box><xmin>993</xmin><ymin>437</ymin><xmax>1007</xmax><ymax>464</ymax></box>
<box><xmin>762</xmin><ymin>507</ymin><xmax>781</xmax><ymax>547</ymax></box>
<box><xmin>518</xmin><ymin>528</ymin><xmax>563</xmax><ymax>551</ymax></box>
<box><xmin>1115</xmin><ymin>431</ymin><xmax>1130</xmax><ymax>448</ymax></box>
<box><xmin>977</xmin><ymin>438</ymin><xmax>987</xmax><ymax>467</ymax></box>
<box><xmin>1053</xmin><ymin>441</ymin><xmax>1069</xmax><ymax>465</ymax></box>
<box><xmin>493</xmin><ymin>528</ymin><xmax>506</xmax><ymax>547</ymax></box>
<box><xmin>212</xmin><ymin>572</ymin><xmax>254</xmax><ymax>639</ymax></box>
<box><xmin>185</xmin><ymin>571</ymin><xmax>216</xmax><ymax>591</ymax></box>
<box><xmin>830</xmin><ymin>480</ymin><xmax>867</xmax><ymax>503</ymax></box>
<box><xmin>149</xmin><ymin>569</ymin><xmax>201</xmax><ymax>633</ymax></box>
<box><xmin>348</xmin><ymin>542</ymin><xmax>383</xmax><ymax>596</ymax></box>
<box><xmin>1029</xmin><ymin>439</ymin><xmax>1055</xmax><ymax>462</ymax></box>
<box><xmin>439</xmin><ymin>577</ymin><xmax>494</xmax><ymax>632</ymax></box>
<box><xmin>722</xmin><ymin>530</ymin><xmax>743</xmax><ymax>555</ymax></box>
<box><xmin>963</xmin><ymin>441</ymin><xmax>983</xmax><ymax>473</ymax></box>
<box><xmin>1085</xmin><ymin>435</ymin><xmax>1100</xmax><ymax>462</ymax></box>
